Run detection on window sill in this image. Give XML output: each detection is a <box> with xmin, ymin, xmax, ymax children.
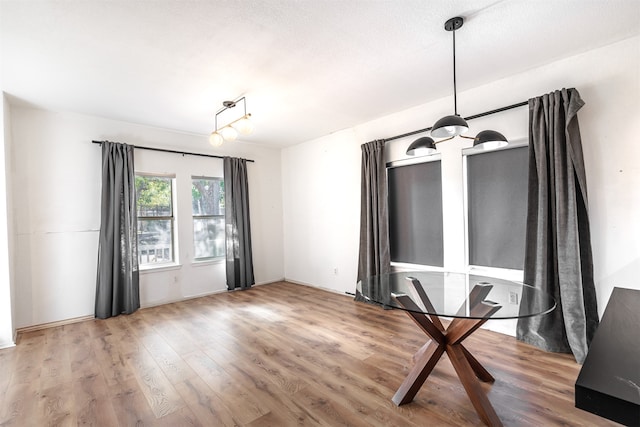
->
<box><xmin>390</xmin><ymin>262</ymin><xmax>446</xmax><ymax>272</ymax></box>
<box><xmin>467</xmin><ymin>265</ymin><xmax>524</xmax><ymax>282</ymax></box>
<box><xmin>139</xmin><ymin>263</ymin><xmax>182</xmax><ymax>274</ymax></box>
<box><xmin>191</xmin><ymin>258</ymin><xmax>225</xmax><ymax>267</ymax></box>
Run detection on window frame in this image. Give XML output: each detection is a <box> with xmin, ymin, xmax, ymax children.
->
<box><xmin>135</xmin><ymin>172</ymin><xmax>177</xmax><ymax>269</ymax></box>
<box><xmin>191</xmin><ymin>176</ymin><xmax>225</xmax><ymax>261</ymax></box>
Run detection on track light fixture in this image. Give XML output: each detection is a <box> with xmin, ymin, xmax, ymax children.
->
<box><xmin>209</xmin><ymin>96</ymin><xmax>254</xmax><ymax>147</ymax></box>
<box><xmin>407</xmin><ymin>17</ymin><xmax>508</xmax><ymax>156</ymax></box>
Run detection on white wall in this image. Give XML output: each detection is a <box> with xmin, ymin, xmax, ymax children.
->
<box><xmin>0</xmin><ymin>93</ymin><xmax>15</xmax><ymax>347</ymax></box>
<box><xmin>9</xmin><ymin>107</ymin><xmax>284</xmax><ymax>328</ymax></box>
<box><xmin>282</xmin><ymin>36</ymin><xmax>640</xmax><ymax>328</ymax></box>
<box><xmin>282</xmin><ymin>129</ymin><xmax>361</xmax><ymax>293</ymax></box>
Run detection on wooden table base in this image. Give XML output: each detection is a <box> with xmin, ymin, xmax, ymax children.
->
<box><xmin>392</xmin><ymin>282</ymin><xmax>504</xmax><ymax>427</ymax></box>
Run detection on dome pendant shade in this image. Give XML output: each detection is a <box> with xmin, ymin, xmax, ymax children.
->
<box><xmin>406</xmin><ymin>137</ymin><xmax>437</xmax><ymax>156</ymax></box>
<box><xmin>431</xmin><ymin>114</ymin><xmax>469</xmax><ymax>138</ymax></box>
<box><xmin>473</xmin><ymin>129</ymin><xmax>508</xmax><ymax>150</ymax></box>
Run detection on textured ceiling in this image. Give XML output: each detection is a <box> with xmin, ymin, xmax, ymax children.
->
<box><xmin>1</xmin><ymin>0</ymin><xmax>639</xmax><ymax>148</ymax></box>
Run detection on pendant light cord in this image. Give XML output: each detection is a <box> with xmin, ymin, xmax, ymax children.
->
<box><xmin>452</xmin><ymin>26</ymin><xmax>458</xmax><ymax>116</ymax></box>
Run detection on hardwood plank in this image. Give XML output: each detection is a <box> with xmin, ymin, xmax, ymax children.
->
<box><xmin>202</xmin><ymin>345</ymin><xmax>324</xmax><ymax>426</ymax></box>
<box><xmin>150</xmin><ymin>316</ymin><xmax>201</xmax><ymax>356</ymax></box>
<box><xmin>182</xmin><ymin>349</ymin><xmax>269</xmax><ymax>424</ymax></box>
<box><xmin>38</xmin><ymin>381</ymin><xmax>76</xmax><ymax>427</ymax></box>
<box><xmin>174</xmin><ymin>376</ymin><xmax>242</xmax><ymax>427</ymax></box>
<box><xmin>0</xmin><ymin>344</ymin><xmax>16</xmax><ymax>391</ymax></box>
<box><xmin>8</xmin><ymin>330</ymin><xmax>45</xmax><ymax>385</ymax></box>
<box><xmin>110</xmin><ymin>386</ymin><xmax>157</xmax><ymax>426</ymax></box>
<box><xmin>40</xmin><ymin>327</ymin><xmax>73</xmax><ymax>391</ymax></box>
<box><xmin>71</xmin><ymin>372</ymin><xmax>120</xmax><ymax>427</ymax></box>
<box><xmin>137</xmin><ymin>331</ymin><xmax>199</xmax><ymax>385</ymax></box>
<box><xmin>90</xmin><ymin>334</ymin><xmax>136</xmax><ymax>388</ymax></box>
<box><xmin>124</xmin><ymin>343</ymin><xmax>185</xmax><ymax>418</ymax></box>
<box><xmin>152</xmin><ymin>405</ymin><xmax>203</xmax><ymax>427</ymax></box>
<box><xmin>0</xmin><ymin>381</ymin><xmax>41</xmax><ymax>426</ymax></box>
<box><xmin>62</xmin><ymin>322</ymin><xmax>103</xmax><ymax>381</ymax></box>
<box><xmin>246</xmin><ymin>409</ymin><xmax>321</xmax><ymax>427</ymax></box>
<box><xmin>292</xmin><ymin>383</ymin><xmax>374</xmax><ymax>427</ymax></box>
<box><xmin>202</xmin><ymin>327</ymin><xmax>310</xmax><ymax>396</ymax></box>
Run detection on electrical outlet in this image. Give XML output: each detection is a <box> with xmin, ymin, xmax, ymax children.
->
<box><xmin>509</xmin><ymin>291</ymin><xmax>518</xmax><ymax>305</ymax></box>
<box><xmin>333</xmin><ymin>268</ymin><xmax>339</xmax><ymax>275</ymax></box>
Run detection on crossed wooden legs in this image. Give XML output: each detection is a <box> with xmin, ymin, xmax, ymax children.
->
<box><xmin>391</xmin><ymin>282</ymin><xmax>504</xmax><ymax>427</ymax></box>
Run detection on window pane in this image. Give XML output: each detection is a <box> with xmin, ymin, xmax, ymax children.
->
<box><xmin>467</xmin><ymin>146</ymin><xmax>528</xmax><ymax>269</ymax></box>
<box><xmin>136</xmin><ymin>176</ymin><xmax>172</xmax><ymax>217</ymax></box>
<box><xmin>192</xmin><ymin>179</ymin><xmax>224</xmax><ymax>216</ymax></box>
<box><xmin>193</xmin><ymin>217</ymin><xmax>225</xmax><ymax>259</ymax></box>
<box><xmin>138</xmin><ymin>219</ymin><xmax>173</xmax><ymax>265</ymax></box>
<box><xmin>388</xmin><ymin>160</ymin><xmax>444</xmax><ymax>266</ymax></box>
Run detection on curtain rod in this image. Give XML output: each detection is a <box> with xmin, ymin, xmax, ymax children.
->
<box><xmin>380</xmin><ymin>100</ymin><xmax>529</xmax><ymax>143</ymax></box>
<box><xmin>91</xmin><ymin>140</ymin><xmax>255</xmax><ymax>163</ymax></box>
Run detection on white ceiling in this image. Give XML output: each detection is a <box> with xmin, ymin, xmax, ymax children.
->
<box><xmin>1</xmin><ymin>0</ymin><xmax>639</xmax><ymax>148</ymax></box>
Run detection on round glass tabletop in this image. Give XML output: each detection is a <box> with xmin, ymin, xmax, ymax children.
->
<box><xmin>357</xmin><ymin>271</ymin><xmax>556</xmax><ymax>320</ymax></box>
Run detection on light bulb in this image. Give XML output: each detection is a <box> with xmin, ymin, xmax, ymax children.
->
<box><xmin>209</xmin><ymin>132</ymin><xmax>224</xmax><ymax>147</ymax></box>
<box><xmin>220</xmin><ymin>126</ymin><xmax>238</xmax><ymax>141</ymax></box>
<box><xmin>478</xmin><ymin>140</ymin><xmax>508</xmax><ymax>150</ymax></box>
<box><xmin>233</xmin><ymin>117</ymin><xmax>254</xmax><ymax>135</ymax></box>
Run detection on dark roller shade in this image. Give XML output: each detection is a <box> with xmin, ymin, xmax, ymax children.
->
<box><xmin>388</xmin><ymin>160</ymin><xmax>443</xmax><ymax>266</ymax></box>
<box><xmin>467</xmin><ymin>146</ymin><xmax>528</xmax><ymax>270</ymax></box>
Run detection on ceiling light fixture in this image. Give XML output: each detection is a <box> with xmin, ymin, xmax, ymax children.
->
<box><xmin>406</xmin><ymin>136</ymin><xmax>436</xmax><ymax>156</ymax></box>
<box><xmin>407</xmin><ymin>17</ymin><xmax>508</xmax><ymax>156</ymax></box>
<box><xmin>209</xmin><ymin>96</ymin><xmax>253</xmax><ymax>147</ymax></box>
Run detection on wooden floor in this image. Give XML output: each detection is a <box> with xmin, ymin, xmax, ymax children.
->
<box><xmin>0</xmin><ymin>281</ymin><xmax>619</xmax><ymax>426</ymax></box>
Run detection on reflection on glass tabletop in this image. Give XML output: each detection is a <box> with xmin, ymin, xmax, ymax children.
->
<box><xmin>357</xmin><ymin>271</ymin><xmax>556</xmax><ymax>319</ymax></box>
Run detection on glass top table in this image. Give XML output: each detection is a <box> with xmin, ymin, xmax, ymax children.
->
<box><xmin>357</xmin><ymin>270</ymin><xmax>556</xmax><ymax>319</ymax></box>
<box><xmin>357</xmin><ymin>271</ymin><xmax>556</xmax><ymax>427</ymax></box>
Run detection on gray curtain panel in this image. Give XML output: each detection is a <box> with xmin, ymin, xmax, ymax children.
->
<box><xmin>95</xmin><ymin>141</ymin><xmax>140</xmax><ymax>319</ymax></box>
<box><xmin>224</xmin><ymin>157</ymin><xmax>255</xmax><ymax>290</ymax></box>
<box><xmin>517</xmin><ymin>88</ymin><xmax>599</xmax><ymax>364</ymax></box>
<box><xmin>356</xmin><ymin>140</ymin><xmax>391</xmax><ymax>299</ymax></box>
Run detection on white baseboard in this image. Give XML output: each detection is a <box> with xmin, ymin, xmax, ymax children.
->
<box><xmin>139</xmin><ymin>279</ymin><xmax>287</xmax><ymax>309</ymax></box>
<box><xmin>16</xmin><ymin>315</ymin><xmax>94</xmax><ymax>337</ymax></box>
<box><xmin>140</xmin><ymin>289</ymin><xmax>228</xmax><ymax>309</ymax></box>
<box><xmin>283</xmin><ymin>278</ymin><xmax>353</xmax><ymax>298</ymax></box>
<box><xmin>0</xmin><ymin>340</ymin><xmax>16</xmax><ymax>349</ymax></box>
<box><xmin>255</xmin><ymin>277</ymin><xmax>286</xmax><ymax>286</ymax></box>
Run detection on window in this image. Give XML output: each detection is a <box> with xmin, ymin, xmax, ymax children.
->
<box><xmin>465</xmin><ymin>145</ymin><xmax>528</xmax><ymax>270</ymax></box>
<box><xmin>388</xmin><ymin>159</ymin><xmax>444</xmax><ymax>267</ymax></box>
<box><xmin>135</xmin><ymin>175</ymin><xmax>175</xmax><ymax>266</ymax></box>
<box><xmin>192</xmin><ymin>177</ymin><xmax>225</xmax><ymax>259</ymax></box>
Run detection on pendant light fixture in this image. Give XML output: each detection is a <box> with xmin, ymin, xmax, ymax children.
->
<box><xmin>407</xmin><ymin>17</ymin><xmax>508</xmax><ymax>156</ymax></box>
<box><xmin>406</xmin><ymin>136</ymin><xmax>436</xmax><ymax>156</ymax></box>
<box><xmin>209</xmin><ymin>96</ymin><xmax>254</xmax><ymax>147</ymax></box>
<box><xmin>431</xmin><ymin>17</ymin><xmax>468</xmax><ymax>139</ymax></box>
